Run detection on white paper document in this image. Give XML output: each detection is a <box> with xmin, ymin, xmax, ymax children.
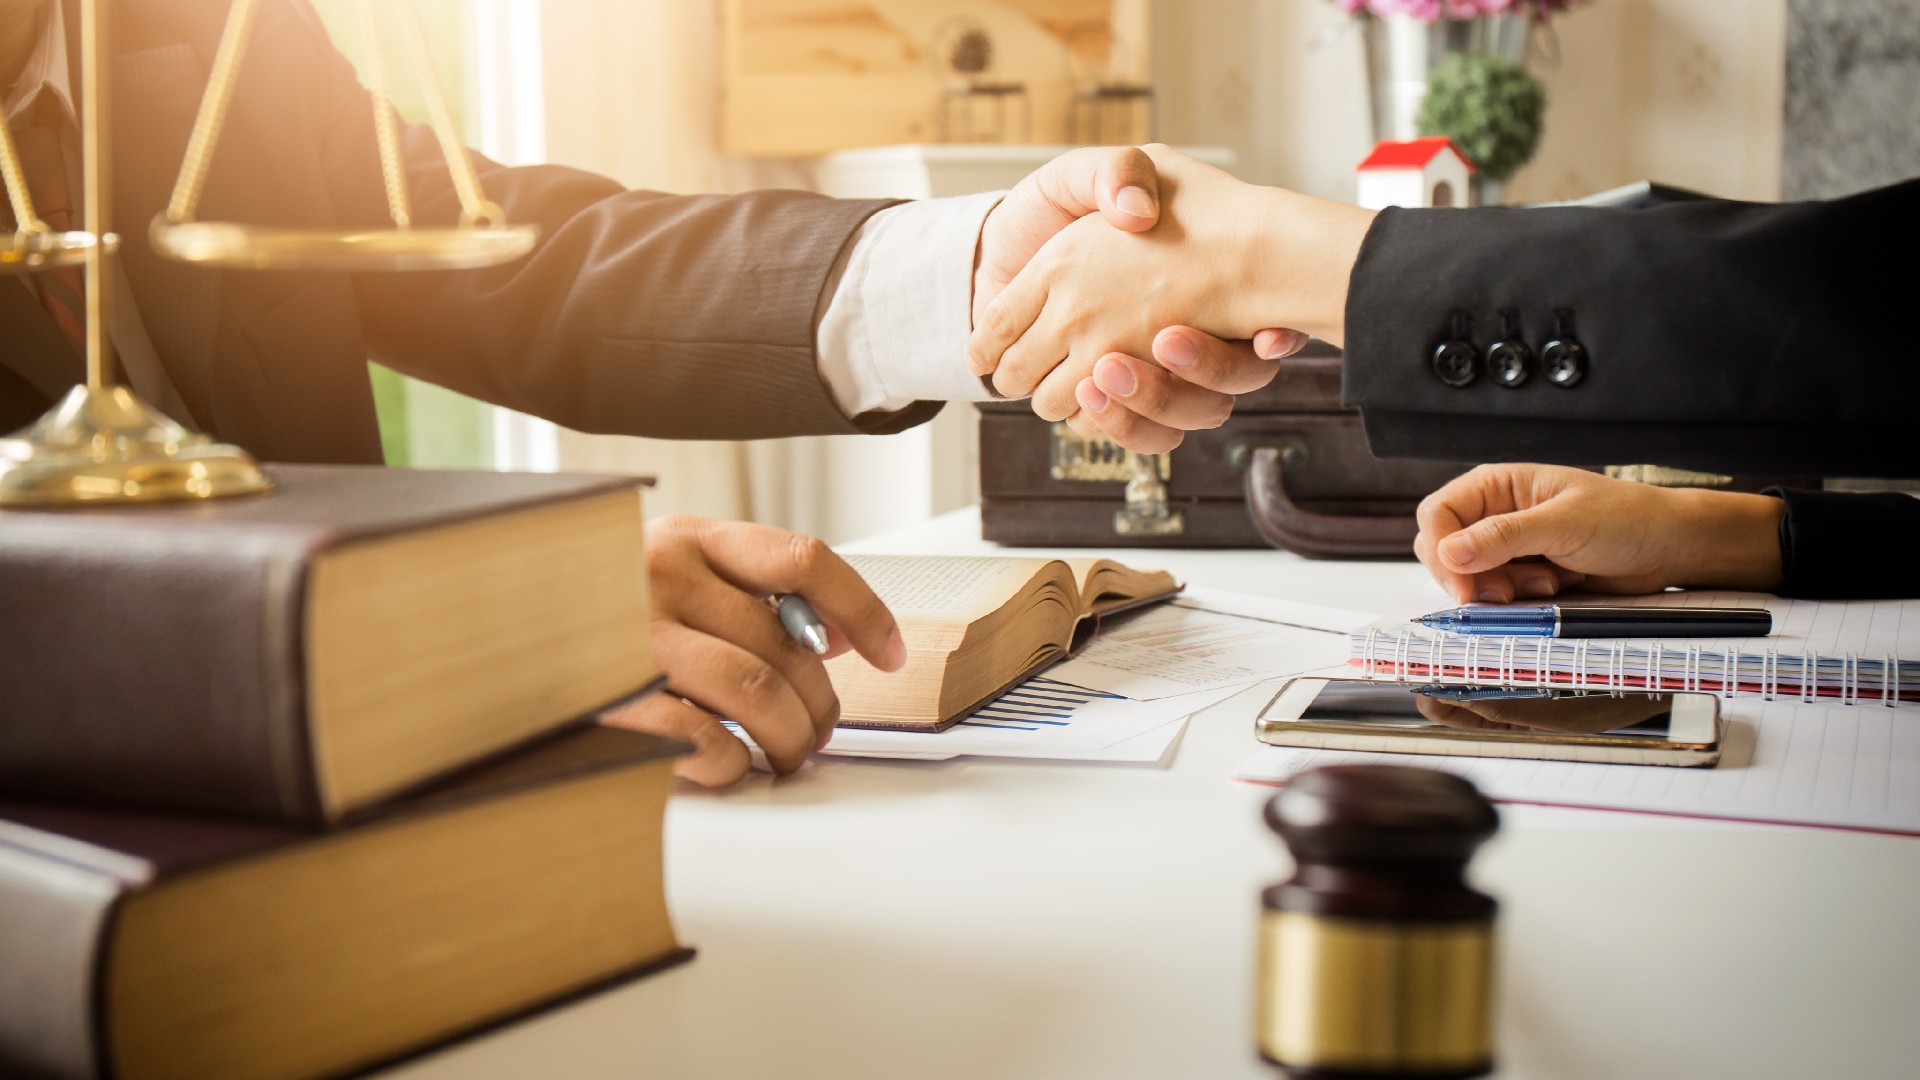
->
<box><xmin>1233</xmin><ymin>693</ymin><xmax>1920</xmax><ymax>835</ymax></box>
<box><xmin>816</xmin><ymin>677</ymin><xmax>1241</xmax><ymax>764</ymax></box>
<box><xmin>1044</xmin><ymin>588</ymin><xmax>1367</xmax><ymax>700</ymax></box>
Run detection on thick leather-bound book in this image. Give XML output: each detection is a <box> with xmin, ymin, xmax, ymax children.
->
<box><xmin>0</xmin><ymin>464</ymin><xmax>659</xmax><ymax>823</ymax></box>
<box><xmin>827</xmin><ymin>554</ymin><xmax>1178</xmax><ymax>731</ymax></box>
<box><xmin>0</xmin><ymin>725</ymin><xmax>692</xmax><ymax>1080</ymax></box>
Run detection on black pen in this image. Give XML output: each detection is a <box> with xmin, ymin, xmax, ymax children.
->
<box><xmin>1414</xmin><ymin>604</ymin><xmax>1772</xmax><ymax>638</ymax></box>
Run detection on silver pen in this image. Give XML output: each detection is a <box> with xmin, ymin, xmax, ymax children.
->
<box><xmin>773</xmin><ymin>593</ymin><xmax>830</xmax><ymax>655</ymax></box>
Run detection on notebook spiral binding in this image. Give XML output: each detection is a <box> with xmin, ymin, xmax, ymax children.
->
<box><xmin>1352</xmin><ymin>629</ymin><xmax>1918</xmax><ymax>708</ymax></box>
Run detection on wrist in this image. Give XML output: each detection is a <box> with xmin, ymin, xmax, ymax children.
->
<box><xmin>1668</xmin><ymin>489</ymin><xmax>1786</xmax><ymax>591</ymax></box>
<box><xmin>1237</xmin><ymin>188</ymin><xmax>1374</xmax><ymax>346</ymax></box>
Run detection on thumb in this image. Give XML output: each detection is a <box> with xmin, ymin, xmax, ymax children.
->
<box><xmin>1438</xmin><ymin>503</ymin><xmax>1577</xmax><ymax>575</ymax></box>
<box><xmin>1035</xmin><ymin>146</ymin><xmax>1159</xmax><ymax>232</ymax></box>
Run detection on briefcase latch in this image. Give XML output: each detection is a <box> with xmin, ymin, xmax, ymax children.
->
<box><xmin>1049</xmin><ymin>424</ymin><xmax>1184</xmax><ymax>538</ymax></box>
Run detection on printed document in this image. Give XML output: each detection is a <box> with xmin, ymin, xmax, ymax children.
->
<box><xmin>1046</xmin><ymin>588</ymin><xmax>1370</xmax><ymax>700</ymax></box>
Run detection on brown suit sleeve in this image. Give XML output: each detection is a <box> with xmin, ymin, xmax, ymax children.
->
<box><xmin>303</xmin><ymin>19</ymin><xmax>940</xmax><ymax>440</ymax></box>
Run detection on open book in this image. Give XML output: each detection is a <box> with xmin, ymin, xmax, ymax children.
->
<box><xmin>829</xmin><ymin>555</ymin><xmax>1180</xmax><ymax>730</ymax></box>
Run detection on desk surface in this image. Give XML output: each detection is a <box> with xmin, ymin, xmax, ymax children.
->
<box><xmin>381</xmin><ymin>509</ymin><xmax>1920</xmax><ymax>1080</ymax></box>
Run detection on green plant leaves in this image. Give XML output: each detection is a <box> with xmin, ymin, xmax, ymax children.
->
<box><xmin>1417</xmin><ymin>52</ymin><xmax>1547</xmax><ymax>184</ymax></box>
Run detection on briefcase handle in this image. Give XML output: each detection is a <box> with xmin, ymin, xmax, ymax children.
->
<box><xmin>1235</xmin><ymin>439</ymin><xmax>1419</xmax><ymax>559</ymax></box>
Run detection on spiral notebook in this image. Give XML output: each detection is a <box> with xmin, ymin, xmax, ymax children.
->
<box><xmin>1349</xmin><ymin>590</ymin><xmax>1920</xmax><ymax>705</ymax></box>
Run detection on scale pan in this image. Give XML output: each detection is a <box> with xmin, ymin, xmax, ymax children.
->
<box><xmin>149</xmin><ymin>219</ymin><xmax>538</xmax><ymax>271</ymax></box>
<box><xmin>0</xmin><ymin>230</ymin><xmax>115</xmax><ymax>273</ymax></box>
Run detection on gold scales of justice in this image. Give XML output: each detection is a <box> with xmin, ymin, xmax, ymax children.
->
<box><xmin>0</xmin><ymin>0</ymin><xmax>537</xmax><ymax>506</ymax></box>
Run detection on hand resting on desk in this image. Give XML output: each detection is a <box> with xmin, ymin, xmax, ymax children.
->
<box><xmin>1412</xmin><ymin>464</ymin><xmax>1786</xmax><ymax>604</ymax></box>
<box><xmin>603</xmin><ymin>517</ymin><xmax>906</xmax><ymax>786</ymax></box>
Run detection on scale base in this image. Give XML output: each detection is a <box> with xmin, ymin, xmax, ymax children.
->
<box><xmin>0</xmin><ymin>384</ymin><xmax>273</xmax><ymax>506</ymax></box>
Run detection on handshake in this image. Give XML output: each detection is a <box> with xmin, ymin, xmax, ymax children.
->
<box><xmin>966</xmin><ymin>144</ymin><xmax>1379</xmax><ymax>454</ymax></box>
<box><xmin>964</xmin><ymin>147</ymin><xmax>1801</xmax><ymax>615</ymax></box>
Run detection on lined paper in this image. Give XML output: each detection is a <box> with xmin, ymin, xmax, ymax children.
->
<box><xmin>1350</xmin><ymin>589</ymin><xmax>1920</xmax><ymax>703</ymax></box>
<box><xmin>1235</xmin><ymin>698</ymin><xmax>1920</xmax><ymax>834</ymax></box>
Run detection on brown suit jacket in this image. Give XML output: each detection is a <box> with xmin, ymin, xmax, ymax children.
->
<box><xmin>1</xmin><ymin>0</ymin><xmax>938</xmax><ymax>463</ymax></box>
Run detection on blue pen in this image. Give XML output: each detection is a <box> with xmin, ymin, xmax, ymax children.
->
<box><xmin>1414</xmin><ymin>604</ymin><xmax>1772</xmax><ymax>639</ymax></box>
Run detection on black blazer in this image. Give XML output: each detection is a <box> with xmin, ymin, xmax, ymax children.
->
<box><xmin>2</xmin><ymin>0</ymin><xmax>931</xmax><ymax>464</ymax></box>
<box><xmin>1341</xmin><ymin>179</ymin><xmax>1920</xmax><ymax>478</ymax></box>
<box><xmin>1773</xmin><ymin>488</ymin><xmax>1920</xmax><ymax>599</ymax></box>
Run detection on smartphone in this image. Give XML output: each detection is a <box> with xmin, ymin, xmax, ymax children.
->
<box><xmin>1255</xmin><ymin>678</ymin><xmax>1723</xmax><ymax>767</ymax></box>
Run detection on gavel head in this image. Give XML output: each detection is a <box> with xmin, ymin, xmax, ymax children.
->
<box><xmin>1256</xmin><ymin>765</ymin><xmax>1501</xmax><ymax>1079</ymax></box>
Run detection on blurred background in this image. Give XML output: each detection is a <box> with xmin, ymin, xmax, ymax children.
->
<box><xmin>328</xmin><ymin>0</ymin><xmax>1915</xmax><ymax>543</ymax></box>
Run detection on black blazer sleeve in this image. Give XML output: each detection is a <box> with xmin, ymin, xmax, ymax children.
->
<box><xmin>293</xmin><ymin>5</ymin><xmax>939</xmax><ymax>442</ymax></box>
<box><xmin>1769</xmin><ymin>488</ymin><xmax>1920</xmax><ymax>599</ymax></box>
<box><xmin>1341</xmin><ymin>180</ymin><xmax>1920</xmax><ymax>477</ymax></box>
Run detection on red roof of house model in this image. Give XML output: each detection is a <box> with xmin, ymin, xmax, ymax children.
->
<box><xmin>1357</xmin><ymin>136</ymin><xmax>1475</xmax><ymax>173</ymax></box>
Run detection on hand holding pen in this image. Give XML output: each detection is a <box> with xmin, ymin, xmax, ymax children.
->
<box><xmin>600</xmin><ymin>518</ymin><xmax>906</xmax><ymax>788</ymax></box>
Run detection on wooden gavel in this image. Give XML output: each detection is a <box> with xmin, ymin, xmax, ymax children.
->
<box><xmin>1257</xmin><ymin>765</ymin><xmax>1501</xmax><ymax>1079</ymax></box>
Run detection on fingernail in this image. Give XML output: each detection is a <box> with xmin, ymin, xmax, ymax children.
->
<box><xmin>1476</xmin><ymin>589</ymin><xmax>1505</xmax><ymax>604</ymax></box>
<box><xmin>1094</xmin><ymin>357</ymin><xmax>1136</xmax><ymax>397</ymax></box>
<box><xmin>1158</xmin><ymin>331</ymin><xmax>1199</xmax><ymax>368</ymax></box>
<box><xmin>1076</xmin><ymin>379</ymin><xmax>1109</xmax><ymax>413</ymax></box>
<box><xmin>1115</xmin><ymin>185</ymin><xmax>1156</xmax><ymax>219</ymax></box>
<box><xmin>884</xmin><ymin>628</ymin><xmax>907</xmax><ymax>672</ymax></box>
<box><xmin>1258</xmin><ymin>330</ymin><xmax>1306</xmax><ymax>361</ymax></box>
<box><xmin>1441</xmin><ymin>535</ymin><xmax>1476</xmax><ymax>567</ymax></box>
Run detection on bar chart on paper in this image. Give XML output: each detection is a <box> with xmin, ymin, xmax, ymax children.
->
<box><xmin>959</xmin><ymin>678</ymin><xmax>1126</xmax><ymax>732</ymax></box>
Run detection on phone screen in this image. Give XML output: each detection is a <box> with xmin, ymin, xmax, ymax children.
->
<box><xmin>1300</xmin><ymin>682</ymin><xmax>1677</xmax><ymax>742</ymax></box>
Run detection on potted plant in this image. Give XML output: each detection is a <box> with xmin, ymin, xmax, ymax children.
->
<box><xmin>1334</xmin><ymin>0</ymin><xmax>1586</xmax><ymax>200</ymax></box>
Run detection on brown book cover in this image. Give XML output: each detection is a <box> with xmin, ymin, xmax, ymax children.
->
<box><xmin>0</xmin><ymin>463</ymin><xmax>661</xmax><ymax>824</ymax></box>
<box><xmin>0</xmin><ymin>725</ymin><xmax>693</xmax><ymax>1080</ymax></box>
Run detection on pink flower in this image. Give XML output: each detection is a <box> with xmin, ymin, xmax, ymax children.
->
<box><xmin>1332</xmin><ymin>0</ymin><xmax>1590</xmax><ymax>21</ymax></box>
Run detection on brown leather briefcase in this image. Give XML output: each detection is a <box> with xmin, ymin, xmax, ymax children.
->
<box><xmin>977</xmin><ymin>342</ymin><xmax>1471</xmax><ymax>558</ymax></box>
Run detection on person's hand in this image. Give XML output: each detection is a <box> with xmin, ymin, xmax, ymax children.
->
<box><xmin>602</xmin><ymin>516</ymin><xmax>906</xmax><ymax>787</ymax></box>
<box><xmin>1414</xmin><ymin>464</ymin><xmax>1786</xmax><ymax>604</ymax></box>
<box><xmin>973</xmin><ymin>145</ymin><xmax>1161</xmax><ymax>330</ymax></box>
<box><xmin>1061</xmin><ymin>325</ymin><xmax>1310</xmax><ymax>454</ymax></box>
<box><xmin>968</xmin><ymin>146</ymin><xmax>1374</xmax><ymax>441</ymax></box>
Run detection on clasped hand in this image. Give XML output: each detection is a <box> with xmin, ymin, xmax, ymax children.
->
<box><xmin>969</xmin><ymin>145</ymin><xmax>1374</xmax><ymax>453</ymax></box>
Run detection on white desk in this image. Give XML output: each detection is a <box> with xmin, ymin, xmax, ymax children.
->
<box><xmin>383</xmin><ymin>509</ymin><xmax>1920</xmax><ymax>1079</ymax></box>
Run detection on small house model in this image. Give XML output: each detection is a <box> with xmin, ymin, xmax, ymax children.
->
<box><xmin>1355</xmin><ymin>136</ymin><xmax>1474</xmax><ymax>210</ymax></box>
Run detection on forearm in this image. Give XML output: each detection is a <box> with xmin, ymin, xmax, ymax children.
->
<box><xmin>1240</xmin><ymin>189</ymin><xmax>1375</xmax><ymax>347</ymax></box>
<box><xmin>1665</xmin><ymin>488</ymin><xmax>1785</xmax><ymax>592</ymax></box>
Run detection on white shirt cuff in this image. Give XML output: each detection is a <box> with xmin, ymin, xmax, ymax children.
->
<box><xmin>815</xmin><ymin>191</ymin><xmax>1006</xmax><ymax>417</ymax></box>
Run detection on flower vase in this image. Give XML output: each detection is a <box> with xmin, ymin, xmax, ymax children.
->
<box><xmin>1360</xmin><ymin>11</ymin><xmax>1530</xmax><ymax>204</ymax></box>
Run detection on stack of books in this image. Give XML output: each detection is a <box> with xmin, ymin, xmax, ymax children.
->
<box><xmin>0</xmin><ymin>465</ymin><xmax>689</xmax><ymax>1080</ymax></box>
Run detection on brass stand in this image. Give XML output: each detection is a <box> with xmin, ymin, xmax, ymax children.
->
<box><xmin>2</xmin><ymin>0</ymin><xmax>536</xmax><ymax>507</ymax></box>
<box><xmin>0</xmin><ymin>385</ymin><xmax>271</xmax><ymax>504</ymax></box>
<box><xmin>0</xmin><ymin>0</ymin><xmax>267</xmax><ymax>507</ymax></box>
